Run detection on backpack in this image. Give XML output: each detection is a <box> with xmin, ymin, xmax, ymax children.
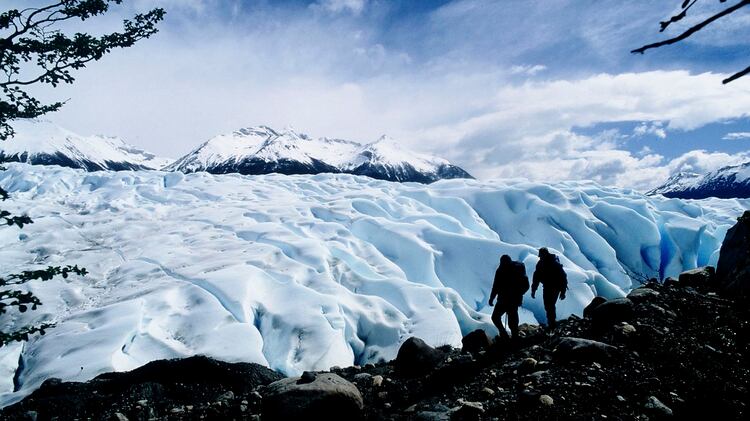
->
<box><xmin>513</xmin><ymin>261</ymin><xmax>530</xmax><ymax>295</ymax></box>
<box><xmin>550</xmin><ymin>255</ymin><xmax>567</xmax><ymax>291</ymax></box>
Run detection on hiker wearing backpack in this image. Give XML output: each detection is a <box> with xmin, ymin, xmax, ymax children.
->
<box><xmin>488</xmin><ymin>254</ymin><xmax>529</xmax><ymax>340</ymax></box>
<box><xmin>531</xmin><ymin>247</ymin><xmax>568</xmax><ymax>329</ymax></box>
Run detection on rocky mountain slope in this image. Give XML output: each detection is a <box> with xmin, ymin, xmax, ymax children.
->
<box><xmin>648</xmin><ymin>162</ymin><xmax>750</xmax><ymax>199</ymax></box>
<box><xmin>2</xmin><ymin>268</ymin><xmax>748</xmax><ymax>420</ymax></box>
<box><xmin>0</xmin><ymin>120</ymin><xmax>170</xmax><ymax>171</ymax></box>
<box><xmin>165</xmin><ymin>126</ymin><xmax>472</xmax><ymax>183</ymax></box>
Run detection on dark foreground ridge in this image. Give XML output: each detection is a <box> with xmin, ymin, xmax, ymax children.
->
<box><xmin>3</xmin><ymin>268</ymin><xmax>749</xmax><ymax>420</ymax></box>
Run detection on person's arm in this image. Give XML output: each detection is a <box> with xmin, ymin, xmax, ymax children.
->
<box><xmin>531</xmin><ymin>262</ymin><xmax>541</xmax><ymax>298</ymax></box>
<box><xmin>560</xmin><ymin>267</ymin><xmax>568</xmax><ymax>300</ymax></box>
<box><xmin>489</xmin><ymin>268</ymin><xmax>500</xmax><ymax>306</ymax></box>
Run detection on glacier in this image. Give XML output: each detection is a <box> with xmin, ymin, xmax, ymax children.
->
<box><xmin>0</xmin><ymin>163</ymin><xmax>747</xmax><ymax>407</ymax></box>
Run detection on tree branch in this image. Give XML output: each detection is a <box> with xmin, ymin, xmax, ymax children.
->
<box><xmin>632</xmin><ymin>0</ymin><xmax>750</xmax><ymax>54</ymax></box>
<box><xmin>723</xmin><ymin>64</ymin><xmax>750</xmax><ymax>84</ymax></box>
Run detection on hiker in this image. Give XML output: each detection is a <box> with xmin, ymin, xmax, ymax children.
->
<box><xmin>531</xmin><ymin>247</ymin><xmax>568</xmax><ymax>329</ymax></box>
<box><xmin>488</xmin><ymin>254</ymin><xmax>529</xmax><ymax>340</ymax></box>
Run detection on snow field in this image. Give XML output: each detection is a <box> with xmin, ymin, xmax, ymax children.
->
<box><xmin>0</xmin><ymin>164</ymin><xmax>746</xmax><ymax>407</ymax></box>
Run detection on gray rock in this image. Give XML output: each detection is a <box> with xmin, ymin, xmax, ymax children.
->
<box><xmin>627</xmin><ymin>288</ymin><xmax>660</xmax><ymax>303</ymax></box>
<box><xmin>453</xmin><ymin>399</ymin><xmax>484</xmax><ymax>418</ymax></box>
<box><xmin>614</xmin><ymin>322</ymin><xmax>637</xmax><ymax>338</ymax></box>
<box><xmin>553</xmin><ymin>337</ymin><xmax>617</xmax><ymax>362</ymax></box>
<box><xmin>415</xmin><ymin>410</ymin><xmax>452</xmax><ymax>421</ymax></box>
<box><xmin>217</xmin><ymin>390</ymin><xmax>234</xmax><ymax>401</ymax></box>
<box><xmin>353</xmin><ymin>372</ymin><xmax>372</xmax><ymax>382</ymax></box>
<box><xmin>299</xmin><ymin>371</ymin><xmax>316</xmax><ymax>384</ymax></box>
<box><xmin>518</xmin><ymin>323</ymin><xmax>544</xmax><ymax>338</ymax></box>
<box><xmin>518</xmin><ymin>357</ymin><xmax>538</xmax><ymax>374</ymax></box>
<box><xmin>583</xmin><ymin>296</ymin><xmax>607</xmax><ymax>318</ymax></box>
<box><xmin>590</xmin><ymin>298</ymin><xmax>634</xmax><ymax>328</ymax></box>
<box><xmin>518</xmin><ymin>389</ymin><xmax>542</xmax><ymax>407</ymax></box>
<box><xmin>112</xmin><ymin>413</ymin><xmax>129</xmax><ymax>421</ymax></box>
<box><xmin>461</xmin><ymin>329</ymin><xmax>492</xmax><ymax>354</ymax></box>
<box><xmin>644</xmin><ymin>395</ymin><xmax>673</xmax><ymax>417</ymax></box>
<box><xmin>539</xmin><ymin>394</ymin><xmax>554</xmax><ymax>406</ymax></box>
<box><xmin>678</xmin><ymin>266</ymin><xmax>715</xmax><ymax>288</ymax></box>
<box><xmin>395</xmin><ymin>337</ymin><xmax>445</xmax><ymax>377</ymax></box>
<box><xmin>717</xmin><ymin>211</ymin><xmax>750</xmax><ymax>296</ymax></box>
<box><xmin>262</xmin><ymin>372</ymin><xmax>363</xmax><ymax>419</ymax></box>
<box><xmin>372</xmin><ymin>375</ymin><xmax>384</xmax><ymax>387</ymax></box>
<box><xmin>663</xmin><ymin>277</ymin><xmax>678</xmax><ymax>287</ymax></box>
<box><xmin>25</xmin><ymin>411</ymin><xmax>38</xmax><ymax>421</ymax></box>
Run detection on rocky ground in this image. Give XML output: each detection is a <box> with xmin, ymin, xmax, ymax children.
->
<box><xmin>2</xmin><ymin>265</ymin><xmax>749</xmax><ymax>420</ymax></box>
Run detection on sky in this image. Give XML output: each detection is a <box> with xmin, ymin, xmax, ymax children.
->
<box><xmin>15</xmin><ymin>0</ymin><xmax>750</xmax><ymax>190</ymax></box>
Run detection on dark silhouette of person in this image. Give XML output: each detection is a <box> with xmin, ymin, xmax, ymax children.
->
<box><xmin>488</xmin><ymin>254</ymin><xmax>529</xmax><ymax>340</ymax></box>
<box><xmin>531</xmin><ymin>247</ymin><xmax>568</xmax><ymax>329</ymax></box>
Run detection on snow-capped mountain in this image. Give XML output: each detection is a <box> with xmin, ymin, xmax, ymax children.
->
<box><xmin>0</xmin><ymin>163</ymin><xmax>746</xmax><ymax>406</ymax></box>
<box><xmin>648</xmin><ymin>162</ymin><xmax>750</xmax><ymax>199</ymax></box>
<box><xmin>166</xmin><ymin>126</ymin><xmax>473</xmax><ymax>183</ymax></box>
<box><xmin>0</xmin><ymin>120</ymin><xmax>170</xmax><ymax>171</ymax></box>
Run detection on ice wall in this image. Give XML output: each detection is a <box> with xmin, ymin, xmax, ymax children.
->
<box><xmin>0</xmin><ymin>164</ymin><xmax>746</xmax><ymax>406</ymax></box>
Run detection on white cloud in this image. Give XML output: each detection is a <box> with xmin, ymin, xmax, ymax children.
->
<box><xmin>311</xmin><ymin>0</ymin><xmax>367</xmax><ymax>15</ymax></box>
<box><xmin>407</xmin><ymin>70</ymin><xmax>750</xmax><ymax>188</ymax></box>
<box><xmin>510</xmin><ymin>64</ymin><xmax>547</xmax><ymax>76</ymax></box>
<box><xmin>666</xmin><ymin>149</ymin><xmax>750</xmax><ymax>175</ymax></box>
<box><xmin>723</xmin><ymin>132</ymin><xmax>750</xmax><ymax>140</ymax></box>
<box><xmin>633</xmin><ymin>121</ymin><xmax>666</xmax><ymax>139</ymax></box>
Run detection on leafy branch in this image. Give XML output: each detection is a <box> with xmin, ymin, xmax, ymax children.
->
<box><xmin>0</xmin><ymin>1</ymin><xmax>165</xmax><ymax>139</ymax></box>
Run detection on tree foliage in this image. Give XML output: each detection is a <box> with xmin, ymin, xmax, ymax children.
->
<box><xmin>0</xmin><ymin>0</ymin><xmax>166</xmax><ymax>140</ymax></box>
<box><xmin>0</xmin><ymin>1</ymin><xmax>164</xmax><ymax>347</ymax></box>
<box><xmin>633</xmin><ymin>0</ymin><xmax>750</xmax><ymax>84</ymax></box>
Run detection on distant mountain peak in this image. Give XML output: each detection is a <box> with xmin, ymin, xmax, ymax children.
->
<box><xmin>234</xmin><ymin>126</ymin><xmax>278</xmax><ymax>138</ymax></box>
<box><xmin>167</xmin><ymin>125</ymin><xmax>473</xmax><ymax>183</ymax></box>
<box><xmin>648</xmin><ymin>162</ymin><xmax>750</xmax><ymax>199</ymax></box>
<box><xmin>0</xmin><ymin>119</ymin><xmax>170</xmax><ymax>171</ymax></box>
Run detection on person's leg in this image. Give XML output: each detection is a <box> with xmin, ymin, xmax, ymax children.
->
<box><xmin>508</xmin><ymin>306</ymin><xmax>520</xmax><ymax>339</ymax></box>
<box><xmin>491</xmin><ymin>304</ymin><xmax>509</xmax><ymax>339</ymax></box>
<box><xmin>543</xmin><ymin>289</ymin><xmax>559</xmax><ymax>328</ymax></box>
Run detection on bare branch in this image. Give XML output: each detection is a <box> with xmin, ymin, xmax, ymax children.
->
<box><xmin>660</xmin><ymin>0</ymin><xmax>699</xmax><ymax>32</ymax></box>
<box><xmin>632</xmin><ymin>0</ymin><xmax>750</xmax><ymax>54</ymax></box>
<box><xmin>723</xmin><ymin>64</ymin><xmax>750</xmax><ymax>83</ymax></box>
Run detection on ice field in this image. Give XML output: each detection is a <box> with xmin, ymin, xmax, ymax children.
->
<box><xmin>0</xmin><ymin>163</ymin><xmax>747</xmax><ymax>406</ymax></box>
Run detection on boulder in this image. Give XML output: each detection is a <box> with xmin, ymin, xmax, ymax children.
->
<box><xmin>663</xmin><ymin>277</ymin><xmax>678</xmax><ymax>287</ymax></box>
<box><xmin>518</xmin><ymin>357</ymin><xmax>538</xmax><ymax>374</ymax></box>
<box><xmin>589</xmin><ymin>298</ymin><xmax>634</xmax><ymax>328</ymax></box>
<box><xmin>716</xmin><ymin>211</ymin><xmax>750</xmax><ymax>297</ymax></box>
<box><xmin>452</xmin><ymin>399</ymin><xmax>484</xmax><ymax>419</ymax></box>
<box><xmin>553</xmin><ymin>337</ymin><xmax>617</xmax><ymax>362</ymax></box>
<box><xmin>539</xmin><ymin>394</ymin><xmax>554</xmax><ymax>406</ymax></box>
<box><xmin>626</xmin><ymin>288</ymin><xmax>659</xmax><ymax>303</ymax></box>
<box><xmin>517</xmin><ymin>323</ymin><xmax>544</xmax><ymax>339</ymax></box>
<box><xmin>583</xmin><ymin>296</ymin><xmax>607</xmax><ymax>318</ymax></box>
<box><xmin>461</xmin><ymin>329</ymin><xmax>491</xmax><ymax>354</ymax></box>
<box><xmin>262</xmin><ymin>372</ymin><xmax>363</xmax><ymax>419</ymax></box>
<box><xmin>678</xmin><ymin>266</ymin><xmax>715</xmax><ymax>288</ymax></box>
<box><xmin>644</xmin><ymin>395</ymin><xmax>673</xmax><ymax>418</ymax></box>
<box><xmin>395</xmin><ymin>337</ymin><xmax>445</xmax><ymax>377</ymax></box>
<box><xmin>518</xmin><ymin>389</ymin><xmax>542</xmax><ymax>407</ymax></box>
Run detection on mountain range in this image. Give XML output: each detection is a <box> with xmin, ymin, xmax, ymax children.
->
<box><xmin>164</xmin><ymin>125</ymin><xmax>472</xmax><ymax>183</ymax></box>
<box><xmin>0</xmin><ymin>120</ymin><xmax>170</xmax><ymax>171</ymax></box>
<box><xmin>0</xmin><ymin>121</ymin><xmax>472</xmax><ymax>184</ymax></box>
<box><xmin>648</xmin><ymin>162</ymin><xmax>750</xmax><ymax>199</ymax></box>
